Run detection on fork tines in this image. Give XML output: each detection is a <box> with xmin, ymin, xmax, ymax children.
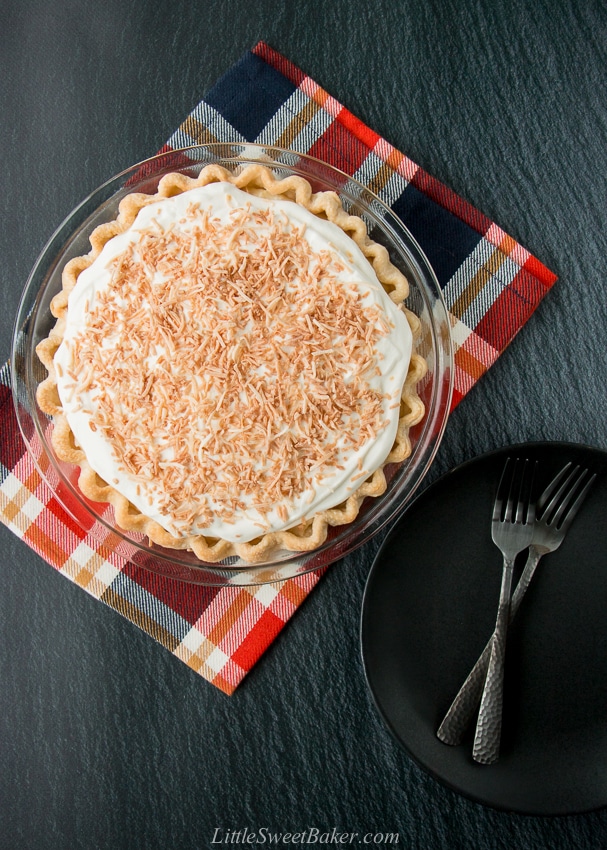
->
<box><xmin>538</xmin><ymin>464</ymin><xmax>597</xmax><ymax>529</ymax></box>
<box><xmin>494</xmin><ymin>457</ymin><xmax>536</xmax><ymax>526</ymax></box>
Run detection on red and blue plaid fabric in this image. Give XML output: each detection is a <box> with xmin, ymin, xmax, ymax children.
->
<box><xmin>0</xmin><ymin>43</ymin><xmax>557</xmax><ymax>694</ymax></box>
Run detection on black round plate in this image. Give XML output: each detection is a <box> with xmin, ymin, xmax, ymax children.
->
<box><xmin>361</xmin><ymin>442</ymin><xmax>607</xmax><ymax>815</ymax></box>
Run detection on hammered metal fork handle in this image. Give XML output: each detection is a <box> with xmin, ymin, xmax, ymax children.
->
<box><xmin>436</xmin><ymin>639</ymin><xmax>493</xmax><ymax>745</ymax></box>
<box><xmin>472</xmin><ymin>555</ymin><xmax>516</xmax><ymax>764</ymax></box>
<box><xmin>437</xmin><ymin>545</ymin><xmax>543</xmax><ymax>745</ymax></box>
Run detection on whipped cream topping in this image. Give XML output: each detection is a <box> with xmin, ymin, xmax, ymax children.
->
<box><xmin>54</xmin><ymin>182</ymin><xmax>413</xmax><ymax>543</ymax></box>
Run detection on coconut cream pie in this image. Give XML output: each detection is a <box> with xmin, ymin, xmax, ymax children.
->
<box><xmin>36</xmin><ymin>163</ymin><xmax>426</xmax><ymax>562</ymax></box>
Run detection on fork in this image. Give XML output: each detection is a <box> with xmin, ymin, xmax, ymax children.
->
<box><xmin>510</xmin><ymin>464</ymin><xmax>596</xmax><ymax>616</ymax></box>
<box><xmin>471</xmin><ymin>457</ymin><xmax>536</xmax><ymax>764</ymax></box>
<box><xmin>437</xmin><ymin>461</ymin><xmax>596</xmax><ymax>753</ymax></box>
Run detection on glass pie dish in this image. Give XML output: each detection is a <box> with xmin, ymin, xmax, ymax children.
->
<box><xmin>11</xmin><ymin>144</ymin><xmax>453</xmax><ymax>586</ymax></box>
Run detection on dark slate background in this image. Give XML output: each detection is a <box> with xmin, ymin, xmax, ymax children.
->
<box><xmin>2</xmin><ymin>1</ymin><xmax>607</xmax><ymax>847</ymax></box>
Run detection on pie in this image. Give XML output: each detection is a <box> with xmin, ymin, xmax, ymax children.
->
<box><xmin>36</xmin><ymin>163</ymin><xmax>426</xmax><ymax>562</ymax></box>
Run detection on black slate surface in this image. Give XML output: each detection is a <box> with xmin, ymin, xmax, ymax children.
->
<box><xmin>2</xmin><ymin>0</ymin><xmax>607</xmax><ymax>847</ymax></box>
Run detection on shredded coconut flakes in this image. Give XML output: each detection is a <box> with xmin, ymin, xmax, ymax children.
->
<box><xmin>65</xmin><ymin>204</ymin><xmax>393</xmax><ymax>533</ymax></box>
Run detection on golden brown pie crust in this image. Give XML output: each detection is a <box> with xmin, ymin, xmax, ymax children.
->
<box><xmin>36</xmin><ymin>164</ymin><xmax>427</xmax><ymax>562</ymax></box>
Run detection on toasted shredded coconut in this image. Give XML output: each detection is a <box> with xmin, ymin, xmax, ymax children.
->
<box><xmin>61</xmin><ymin>201</ymin><xmax>396</xmax><ymax>534</ymax></box>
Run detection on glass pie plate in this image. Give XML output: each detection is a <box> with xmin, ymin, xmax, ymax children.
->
<box><xmin>11</xmin><ymin>144</ymin><xmax>453</xmax><ymax>586</ymax></box>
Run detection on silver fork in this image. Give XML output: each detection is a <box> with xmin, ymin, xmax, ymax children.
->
<box><xmin>511</xmin><ymin>464</ymin><xmax>596</xmax><ymax>616</ymax></box>
<box><xmin>471</xmin><ymin>457</ymin><xmax>536</xmax><ymax>764</ymax></box>
<box><xmin>437</xmin><ymin>461</ymin><xmax>596</xmax><ymax>753</ymax></box>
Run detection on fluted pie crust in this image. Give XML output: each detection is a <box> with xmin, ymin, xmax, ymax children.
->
<box><xmin>36</xmin><ymin>164</ymin><xmax>427</xmax><ymax>563</ymax></box>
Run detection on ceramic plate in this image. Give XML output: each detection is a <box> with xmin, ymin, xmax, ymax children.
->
<box><xmin>361</xmin><ymin>442</ymin><xmax>607</xmax><ymax>814</ymax></box>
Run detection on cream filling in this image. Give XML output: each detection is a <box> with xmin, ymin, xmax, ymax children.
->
<box><xmin>54</xmin><ymin>182</ymin><xmax>413</xmax><ymax>543</ymax></box>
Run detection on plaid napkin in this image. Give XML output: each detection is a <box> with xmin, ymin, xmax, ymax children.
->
<box><xmin>0</xmin><ymin>42</ymin><xmax>557</xmax><ymax>694</ymax></box>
